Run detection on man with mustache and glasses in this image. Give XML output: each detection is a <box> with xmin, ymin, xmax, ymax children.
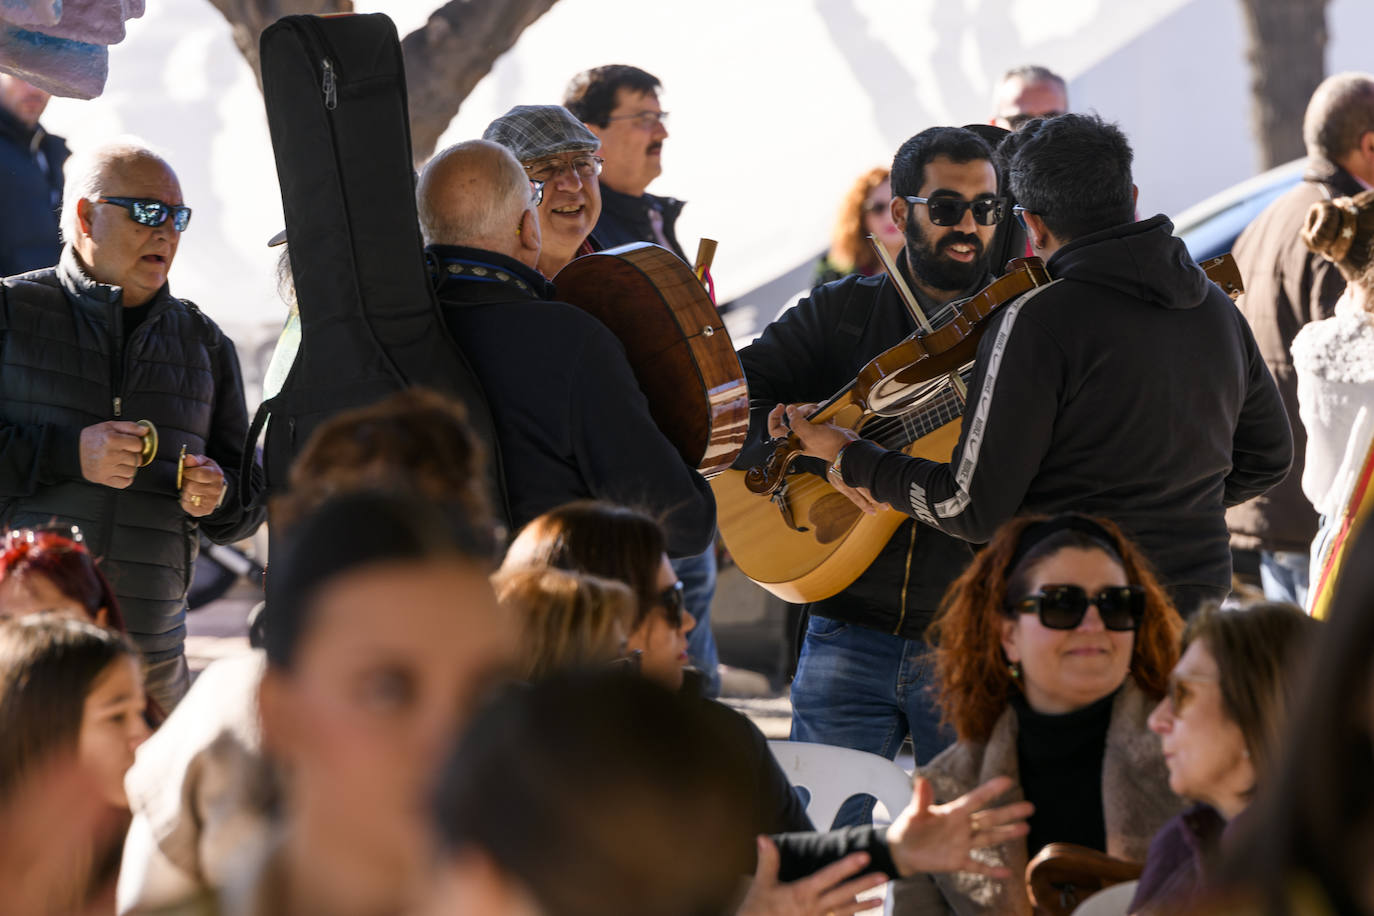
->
<box><xmin>564</xmin><ymin>65</ymin><xmax>684</xmax><ymax>260</ymax></box>
<box><xmin>739</xmin><ymin>127</ymin><xmax>1004</xmax><ymax>819</ymax></box>
<box><xmin>782</xmin><ymin>114</ymin><xmax>1292</xmax><ymax>623</ymax></box>
<box><xmin>0</xmin><ymin>141</ymin><xmax>263</xmax><ymax>710</ymax></box>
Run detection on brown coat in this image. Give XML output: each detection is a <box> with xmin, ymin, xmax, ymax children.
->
<box><xmin>1226</xmin><ymin>159</ymin><xmax>1363</xmax><ymax>552</ymax></box>
<box><xmin>890</xmin><ymin>682</ymin><xmax>1184</xmax><ymax>915</ymax></box>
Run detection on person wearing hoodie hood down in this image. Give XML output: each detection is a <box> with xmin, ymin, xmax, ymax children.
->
<box><xmin>778</xmin><ymin>113</ymin><xmax>1292</xmax><ymax>618</ymax></box>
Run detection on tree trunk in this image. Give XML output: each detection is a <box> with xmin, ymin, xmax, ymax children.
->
<box><xmin>207</xmin><ymin>0</ymin><xmax>560</xmax><ymax>166</ymax></box>
<box><xmin>1238</xmin><ymin>0</ymin><xmax>1330</xmax><ymax>169</ymax></box>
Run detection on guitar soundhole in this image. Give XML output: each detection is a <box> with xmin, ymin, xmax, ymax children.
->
<box><xmin>808</xmin><ymin>492</ymin><xmax>864</xmax><ymax>544</ymax></box>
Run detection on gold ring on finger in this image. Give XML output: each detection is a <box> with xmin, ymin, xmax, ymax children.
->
<box><xmin>191</xmin><ymin>494</ymin><xmax>202</xmax><ymax>508</ymax></box>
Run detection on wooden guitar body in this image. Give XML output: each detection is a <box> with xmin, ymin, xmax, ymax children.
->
<box><xmin>712</xmin><ymin>381</ymin><xmax>964</xmax><ymax>603</ymax></box>
<box><xmin>556</xmin><ymin>243</ymin><xmax>749</xmax><ymax>476</ymax></box>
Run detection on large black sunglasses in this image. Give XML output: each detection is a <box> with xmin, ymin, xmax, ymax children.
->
<box><xmin>1008</xmin><ymin>584</ymin><xmax>1145</xmax><ymax>631</ymax></box>
<box><xmin>658</xmin><ymin>580</ymin><xmax>686</xmax><ymax>628</ymax></box>
<box><xmin>98</xmin><ymin>197</ymin><xmax>193</xmax><ymax>232</ymax></box>
<box><xmin>905</xmin><ymin>195</ymin><xmax>1006</xmax><ymax>227</ymax></box>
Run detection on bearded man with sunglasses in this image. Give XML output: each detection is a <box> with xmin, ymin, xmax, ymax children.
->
<box><xmin>0</xmin><ymin>141</ymin><xmax>263</xmax><ymax>709</ymax></box>
<box><xmin>738</xmin><ymin>127</ymin><xmax>1006</xmax><ymax>818</ymax></box>
<box><xmin>784</xmin><ymin>113</ymin><xmax>1293</xmax><ymax>621</ymax></box>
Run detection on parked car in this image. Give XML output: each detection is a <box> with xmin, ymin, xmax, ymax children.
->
<box><xmin>1174</xmin><ymin>158</ymin><xmax>1306</xmax><ymax>262</ymax></box>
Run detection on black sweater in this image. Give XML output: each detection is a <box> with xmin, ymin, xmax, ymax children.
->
<box><xmin>432</xmin><ymin>246</ymin><xmax>715</xmax><ymax>557</ymax></box>
<box><xmin>842</xmin><ymin>216</ymin><xmax>1293</xmax><ymax>592</ymax></box>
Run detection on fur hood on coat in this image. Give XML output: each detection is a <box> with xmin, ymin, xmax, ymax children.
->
<box><xmin>891</xmin><ymin>679</ymin><xmax>1184</xmax><ymax>915</ymax></box>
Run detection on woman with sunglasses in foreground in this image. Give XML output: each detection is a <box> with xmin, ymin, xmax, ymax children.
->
<box><xmin>1128</xmin><ymin>602</ymin><xmax>1317</xmax><ymax>914</ymax></box>
<box><xmin>892</xmin><ymin>512</ymin><xmax>1185</xmax><ymax>914</ymax></box>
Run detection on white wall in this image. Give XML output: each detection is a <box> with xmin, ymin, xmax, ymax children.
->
<box><xmin>37</xmin><ymin>0</ymin><xmax>1361</xmax><ymax>396</ymax></box>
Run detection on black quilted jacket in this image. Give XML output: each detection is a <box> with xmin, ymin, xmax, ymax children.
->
<box><xmin>0</xmin><ymin>249</ymin><xmax>264</xmax><ymax>659</ymax></box>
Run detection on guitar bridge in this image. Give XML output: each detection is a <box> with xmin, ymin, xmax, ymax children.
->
<box><xmin>771</xmin><ymin>478</ymin><xmax>808</xmax><ymax>532</ymax></box>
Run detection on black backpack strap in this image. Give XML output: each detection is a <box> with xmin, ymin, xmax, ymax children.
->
<box><xmin>238</xmin><ymin>396</ymin><xmax>274</xmax><ymax>513</ymax></box>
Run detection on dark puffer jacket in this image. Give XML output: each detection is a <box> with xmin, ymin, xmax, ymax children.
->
<box><xmin>0</xmin><ymin>249</ymin><xmax>264</xmax><ymax>660</ymax></box>
<box><xmin>0</xmin><ymin>107</ymin><xmax>68</xmax><ymax>277</ymax></box>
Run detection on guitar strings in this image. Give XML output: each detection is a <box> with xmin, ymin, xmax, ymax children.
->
<box><xmin>764</xmin><ymin>368</ymin><xmax>973</xmax><ymax>505</ymax></box>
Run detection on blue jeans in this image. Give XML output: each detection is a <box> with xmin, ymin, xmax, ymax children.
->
<box><xmin>790</xmin><ymin>614</ymin><xmax>953</xmax><ymax>827</ymax></box>
<box><xmin>1259</xmin><ymin>550</ymin><xmax>1309</xmax><ymax>607</ymax></box>
<box><xmin>673</xmin><ymin>548</ymin><xmax>720</xmax><ymax>698</ymax></box>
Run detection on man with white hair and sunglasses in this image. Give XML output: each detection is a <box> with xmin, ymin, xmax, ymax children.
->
<box><xmin>0</xmin><ymin>139</ymin><xmax>263</xmax><ymax>709</ymax></box>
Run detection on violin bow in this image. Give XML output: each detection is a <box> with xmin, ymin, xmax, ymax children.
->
<box><xmin>868</xmin><ymin>235</ymin><xmax>969</xmax><ymax>404</ymax></box>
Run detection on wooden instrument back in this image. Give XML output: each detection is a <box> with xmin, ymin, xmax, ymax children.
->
<box><xmin>555</xmin><ymin>243</ymin><xmax>749</xmax><ymax>477</ymax></box>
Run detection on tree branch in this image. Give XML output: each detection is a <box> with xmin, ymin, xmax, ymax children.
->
<box><xmin>400</xmin><ymin>0</ymin><xmax>560</xmax><ymax>165</ymax></box>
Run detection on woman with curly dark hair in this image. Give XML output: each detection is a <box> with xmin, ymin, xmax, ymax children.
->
<box><xmin>894</xmin><ymin>512</ymin><xmax>1186</xmax><ymax>914</ymax></box>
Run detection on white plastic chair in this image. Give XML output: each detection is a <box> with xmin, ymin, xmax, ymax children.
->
<box><xmin>1071</xmin><ymin>880</ymin><xmax>1138</xmax><ymax>916</ymax></box>
<box><xmin>768</xmin><ymin>740</ymin><xmax>915</xmax><ymax>915</ymax></box>
<box><xmin>767</xmin><ymin>739</ymin><xmax>915</xmax><ymax>830</ymax></box>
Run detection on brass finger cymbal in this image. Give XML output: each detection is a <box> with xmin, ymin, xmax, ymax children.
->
<box><xmin>135</xmin><ymin>420</ymin><xmax>158</xmax><ymax>468</ymax></box>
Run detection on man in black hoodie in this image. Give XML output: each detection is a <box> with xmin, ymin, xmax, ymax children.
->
<box><xmin>782</xmin><ymin>114</ymin><xmax>1292</xmax><ymax>616</ymax></box>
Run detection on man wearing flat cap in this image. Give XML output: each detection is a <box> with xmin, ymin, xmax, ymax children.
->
<box><xmin>483</xmin><ymin>104</ymin><xmax>604</xmax><ymax>277</ymax></box>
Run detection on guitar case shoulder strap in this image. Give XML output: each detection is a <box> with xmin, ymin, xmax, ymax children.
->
<box><xmin>241</xmin><ymin>12</ymin><xmax>513</xmax><ymax>535</ymax></box>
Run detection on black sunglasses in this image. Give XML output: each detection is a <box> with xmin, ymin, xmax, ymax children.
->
<box><xmin>905</xmin><ymin>195</ymin><xmax>1006</xmax><ymax>227</ymax></box>
<box><xmin>98</xmin><ymin>197</ymin><xmax>193</xmax><ymax>232</ymax></box>
<box><xmin>658</xmin><ymin>580</ymin><xmax>686</xmax><ymax>628</ymax></box>
<box><xmin>1008</xmin><ymin>584</ymin><xmax>1145</xmax><ymax>631</ymax></box>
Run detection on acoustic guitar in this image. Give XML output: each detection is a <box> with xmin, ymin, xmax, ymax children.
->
<box><xmin>555</xmin><ymin>242</ymin><xmax>749</xmax><ymax>477</ymax></box>
<box><xmin>713</xmin><ymin>252</ymin><xmax>1245</xmax><ymax>604</ymax></box>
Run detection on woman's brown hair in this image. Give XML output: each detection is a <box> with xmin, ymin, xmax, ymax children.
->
<box><xmin>925</xmin><ymin>513</ymin><xmax>1183</xmax><ymax>743</ymax></box>
<box><xmin>1302</xmin><ymin>187</ymin><xmax>1374</xmax><ymax>289</ymax></box>
<box><xmin>827</xmin><ymin>167</ymin><xmax>891</xmax><ymax>276</ymax></box>
<box><xmin>270</xmin><ymin>387</ymin><xmax>491</xmax><ymax>533</ymax></box>
<box><xmin>492</xmin><ymin>567</ymin><xmax>636</xmax><ymax>681</ymax></box>
<box><xmin>1182</xmin><ymin>602</ymin><xmax>1318</xmax><ymax>783</ymax></box>
<box><xmin>500</xmin><ymin>501</ymin><xmax>665</xmax><ymax>630</ymax></box>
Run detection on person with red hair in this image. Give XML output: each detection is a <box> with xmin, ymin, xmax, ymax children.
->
<box><xmin>0</xmin><ymin>527</ymin><xmax>124</xmax><ymax>631</ymax></box>
<box><xmin>893</xmin><ymin>513</ymin><xmax>1186</xmax><ymax>913</ymax></box>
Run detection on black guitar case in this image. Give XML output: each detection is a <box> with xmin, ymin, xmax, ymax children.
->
<box><xmin>244</xmin><ymin>12</ymin><xmax>511</xmax><ymax>533</ymax></box>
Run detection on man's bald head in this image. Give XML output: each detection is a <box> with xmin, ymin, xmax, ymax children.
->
<box><xmin>418</xmin><ymin>140</ymin><xmax>538</xmax><ymax>262</ymax></box>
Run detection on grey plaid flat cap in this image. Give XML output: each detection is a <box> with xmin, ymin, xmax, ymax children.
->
<box><xmin>483</xmin><ymin>105</ymin><xmax>601</xmax><ymax>162</ymax></box>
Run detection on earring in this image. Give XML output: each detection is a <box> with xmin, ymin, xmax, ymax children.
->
<box><xmin>1008</xmin><ymin>661</ymin><xmax>1022</xmax><ymax>680</ymax></box>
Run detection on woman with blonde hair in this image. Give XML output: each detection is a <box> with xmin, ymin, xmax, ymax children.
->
<box><xmin>894</xmin><ymin>512</ymin><xmax>1185</xmax><ymax>914</ymax></box>
<box><xmin>493</xmin><ymin>567</ymin><xmax>636</xmax><ymax>681</ymax></box>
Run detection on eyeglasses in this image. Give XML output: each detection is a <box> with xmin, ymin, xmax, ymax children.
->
<box><xmin>1164</xmin><ymin>672</ymin><xmax>1220</xmax><ymax>716</ymax></box>
<box><xmin>1012</xmin><ymin>205</ymin><xmax>1040</xmax><ymax>233</ymax></box>
<box><xmin>529</xmin><ymin>179</ymin><xmax>545</xmax><ymax>207</ymax></box>
<box><xmin>1004</xmin><ymin>111</ymin><xmax>1065</xmax><ymax>131</ymax></box>
<box><xmin>658</xmin><ymin>580</ymin><xmax>686</xmax><ymax>628</ymax></box>
<box><xmin>1008</xmin><ymin>584</ymin><xmax>1145</xmax><ymax>631</ymax></box>
<box><xmin>5</xmin><ymin>524</ymin><xmax>85</xmax><ymax>547</ymax></box>
<box><xmin>523</xmin><ymin>155</ymin><xmax>604</xmax><ymax>184</ymax></box>
<box><xmin>905</xmin><ymin>195</ymin><xmax>1006</xmax><ymax>227</ymax></box>
<box><xmin>98</xmin><ymin>197</ymin><xmax>192</xmax><ymax>232</ymax></box>
<box><xmin>607</xmin><ymin>110</ymin><xmax>669</xmax><ymax>129</ymax></box>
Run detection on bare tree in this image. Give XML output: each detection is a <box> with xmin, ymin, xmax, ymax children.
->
<box><xmin>207</xmin><ymin>0</ymin><xmax>560</xmax><ymax>164</ymax></box>
<box><xmin>1238</xmin><ymin>0</ymin><xmax>1329</xmax><ymax>169</ymax></box>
